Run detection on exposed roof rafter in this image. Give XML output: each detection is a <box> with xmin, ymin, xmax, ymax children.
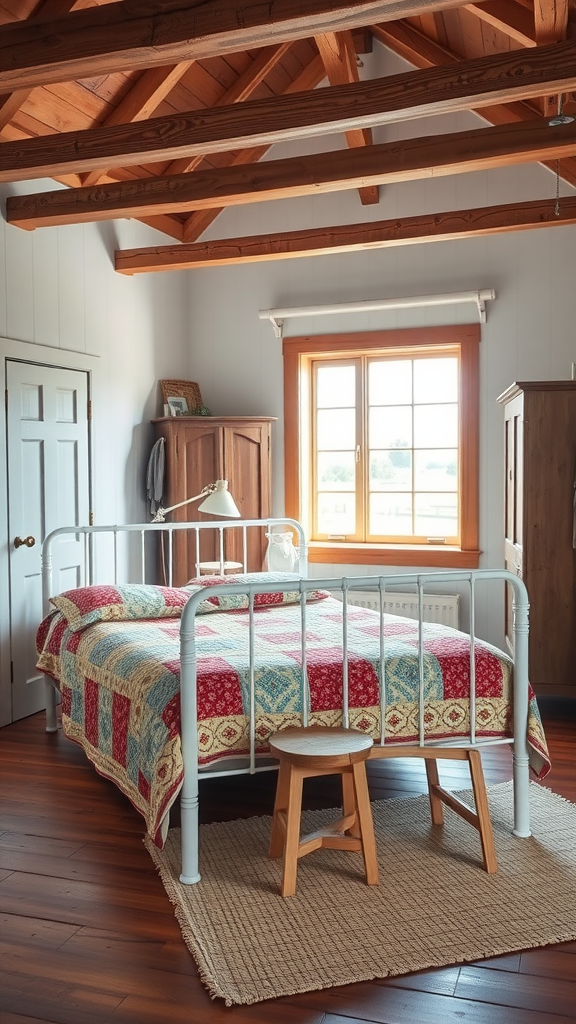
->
<box><xmin>315</xmin><ymin>30</ymin><xmax>379</xmax><ymax>204</ymax></box>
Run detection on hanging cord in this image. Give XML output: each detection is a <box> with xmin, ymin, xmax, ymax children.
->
<box><xmin>548</xmin><ymin>95</ymin><xmax>574</xmax><ymax>218</ymax></box>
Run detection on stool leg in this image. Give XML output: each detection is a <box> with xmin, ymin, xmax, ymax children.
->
<box><xmin>269</xmin><ymin>761</ymin><xmax>290</xmax><ymax>860</ymax></box>
<box><xmin>468</xmin><ymin>750</ymin><xmax>498</xmax><ymax>874</ymax></box>
<box><xmin>425</xmin><ymin>756</ymin><xmax>445</xmax><ymax>825</ymax></box>
<box><xmin>351</xmin><ymin>762</ymin><xmax>379</xmax><ymax>886</ymax></box>
<box><xmin>341</xmin><ymin>770</ymin><xmax>360</xmax><ymax>837</ymax></box>
<box><xmin>281</xmin><ymin>767</ymin><xmax>304</xmax><ymax>897</ymax></box>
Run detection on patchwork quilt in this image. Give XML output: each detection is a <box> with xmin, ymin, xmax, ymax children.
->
<box><xmin>36</xmin><ymin>583</ymin><xmax>550</xmax><ymax>848</ymax></box>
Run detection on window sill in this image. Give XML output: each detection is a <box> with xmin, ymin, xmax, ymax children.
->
<box><xmin>308</xmin><ymin>543</ymin><xmax>481</xmax><ymax>569</ymax></box>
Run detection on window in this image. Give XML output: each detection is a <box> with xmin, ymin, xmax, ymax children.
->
<box><xmin>283</xmin><ymin>325</ymin><xmax>480</xmax><ymax>568</ymax></box>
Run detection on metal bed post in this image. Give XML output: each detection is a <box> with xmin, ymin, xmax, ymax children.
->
<box><xmin>41</xmin><ymin>534</ymin><xmax>58</xmax><ymax>733</ymax></box>
<box><xmin>509</xmin><ymin>572</ymin><xmax>531</xmax><ymax>837</ymax></box>
<box><xmin>248</xmin><ymin>592</ymin><xmax>256</xmax><ymax>774</ymax></box>
<box><xmin>377</xmin><ymin>578</ymin><xmax>387</xmax><ymax>745</ymax></box>
<box><xmin>178</xmin><ymin>588</ymin><xmax>203</xmax><ymax>884</ymax></box>
<box><xmin>299</xmin><ymin>587</ymin><xmax>309</xmax><ymax>727</ymax></box>
<box><xmin>341</xmin><ymin>579</ymin><xmax>350</xmax><ymax>729</ymax></box>
<box><xmin>469</xmin><ymin>576</ymin><xmax>477</xmax><ymax>745</ymax></box>
<box><xmin>417</xmin><ymin>579</ymin><xmax>425</xmax><ymax>745</ymax></box>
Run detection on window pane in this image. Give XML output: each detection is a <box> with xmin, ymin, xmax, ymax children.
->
<box><xmin>301</xmin><ymin>339</ymin><xmax>470</xmax><ymax>548</ymax></box>
<box><xmin>369</xmin><ymin>407</ymin><xmax>412</xmax><ymax>449</ymax></box>
<box><xmin>369</xmin><ymin>493</ymin><xmax>413</xmax><ymax>536</ymax></box>
<box><xmin>414</xmin><ymin>493</ymin><xmax>458</xmax><ymax>537</ymax></box>
<box><xmin>413</xmin><ymin>404</ymin><xmax>457</xmax><ymax>448</ymax></box>
<box><xmin>317</xmin><ymin>408</ymin><xmax>356</xmax><ymax>449</ymax></box>
<box><xmin>317</xmin><ymin>493</ymin><xmax>356</xmax><ymax>534</ymax></box>
<box><xmin>369</xmin><ymin>360</ymin><xmax>412</xmax><ymax>405</ymax></box>
<box><xmin>316</xmin><ymin>365</ymin><xmax>355</xmax><ymax>407</ymax></box>
<box><xmin>318</xmin><ymin>452</ymin><xmax>355</xmax><ymax>490</ymax></box>
<box><xmin>370</xmin><ymin>451</ymin><xmax>412</xmax><ymax>491</ymax></box>
<box><xmin>414</xmin><ymin>358</ymin><xmax>458</xmax><ymax>403</ymax></box>
<box><xmin>414</xmin><ymin>450</ymin><xmax>458</xmax><ymax>492</ymax></box>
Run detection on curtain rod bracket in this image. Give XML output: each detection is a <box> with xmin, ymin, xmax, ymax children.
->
<box><xmin>269</xmin><ymin>316</ymin><xmax>283</xmax><ymax>339</ymax></box>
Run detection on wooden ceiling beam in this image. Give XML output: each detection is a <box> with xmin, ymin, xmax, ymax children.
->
<box><xmin>0</xmin><ymin>89</ymin><xmax>34</xmax><ymax>132</ymax></box>
<box><xmin>134</xmin><ymin>214</ymin><xmax>185</xmax><ymax>242</ymax></box>
<box><xmin>115</xmin><ymin>195</ymin><xmax>576</xmax><ymax>274</ymax></box>
<box><xmin>463</xmin><ymin>1</ymin><xmax>536</xmax><ymax>47</ymax></box>
<box><xmin>4</xmin><ymin>38</ymin><xmax>576</xmax><ymax>182</ymax></box>
<box><xmin>315</xmin><ymin>30</ymin><xmax>379</xmax><ymax>205</ymax></box>
<box><xmin>103</xmin><ymin>63</ymin><xmax>195</xmax><ymax>127</ymax></box>
<box><xmin>534</xmin><ymin>0</ymin><xmax>568</xmax><ymax>46</ymax></box>
<box><xmin>0</xmin><ymin>0</ymin><xmax>473</xmax><ymax>93</ymax></box>
<box><xmin>8</xmin><ymin>117</ymin><xmax>576</xmax><ymax>230</ymax></box>
<box><xmin>371</xmin><ymin>19</ymin><xmax>458</xmax><ymax>66</ymax></box>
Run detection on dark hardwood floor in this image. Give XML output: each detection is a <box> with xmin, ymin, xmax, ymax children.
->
<box><xmin>1</xmin><ymin>700</ymin><xmax>575</xmax><ymax>1024</ymax></box>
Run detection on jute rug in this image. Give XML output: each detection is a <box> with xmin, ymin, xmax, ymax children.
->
<box><xmin>145</xmin><ymin>781</ymin><xmax>576</xmax><ymax>1006</ymax></box>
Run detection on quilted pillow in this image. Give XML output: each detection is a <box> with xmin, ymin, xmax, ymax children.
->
<box><xmin>184</xmin><ymin>572</ymin><xmax>330</xmax><ymax>614</ymax></box>
<box><xmin>50</xmin><ymin>584</ymin><xmax>190</xmax><ymax>632</ymax></box>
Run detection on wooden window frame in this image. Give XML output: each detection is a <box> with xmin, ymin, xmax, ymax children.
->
<box><xmin>283</xmin><ymin>325</ymin><xmax>480</xmax><ymax>569</ymax></box>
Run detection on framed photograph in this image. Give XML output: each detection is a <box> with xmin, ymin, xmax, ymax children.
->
<box><xmin>161</xmin><ymin>379</ymin><xmax>203</xmax><ymax>411</ymax></box>
<box><xmin>167</xmin><ymin>396</ymin><xmax>189</xmax><ymax>416</ymax></box>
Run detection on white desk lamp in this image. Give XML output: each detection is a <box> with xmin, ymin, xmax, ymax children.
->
<box><xmin>151</xmin><ymin>479</ymin><xmax>241</xmax><ymax>523</ymax></box>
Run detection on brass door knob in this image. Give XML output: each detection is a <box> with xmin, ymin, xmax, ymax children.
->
<box><xmin>14</xmin><ymin>535</ymin><xmax>36</xmax><ymax>548</ymax></box>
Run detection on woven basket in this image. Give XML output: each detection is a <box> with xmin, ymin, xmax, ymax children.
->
<box><xmin>160</xmin><ymin>379</ymin><xmax>203</xmax><ymax>414</ymax></box>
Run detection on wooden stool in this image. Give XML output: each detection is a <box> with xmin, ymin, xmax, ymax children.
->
<box><xmin>268</xmin><ymin>726</ymin><xmax>379</xmax><ymax>897</ymax></box>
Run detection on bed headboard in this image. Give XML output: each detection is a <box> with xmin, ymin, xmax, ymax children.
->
<box><xmin>41</xmin><ymin>518</ymin><xmax>308</xmax><ymax>616</ymax></box>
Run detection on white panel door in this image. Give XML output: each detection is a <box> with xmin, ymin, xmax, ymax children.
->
<box><xmin>7</xmin><ymin>360</ymin><xmax>90</xmax><ymax>721</ymax></box>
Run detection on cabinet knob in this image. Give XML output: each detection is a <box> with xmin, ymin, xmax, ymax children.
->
<box><xmin>14</xmin><ymin>535</ymin><xmax>36</xmax><ymax>548</ymax></box>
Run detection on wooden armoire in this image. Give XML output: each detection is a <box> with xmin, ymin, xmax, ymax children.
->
<box><xmin>497</xmin><ymin>381</ymin><xmax>576</xmax><ymax>697</ymax></box>
<box><xmin>152</xmin><ymin>416</ymin><xmax>275</xmax><ymax>586</ymax></box>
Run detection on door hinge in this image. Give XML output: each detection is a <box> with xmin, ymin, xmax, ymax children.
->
<box><xmin>89</xmin><ymin>510</ymin><xmax>94</xmax><ymax>526</ymax></box>
<box><xmin>87</xmin><ymin>399</ymin><xmax>92</xmax><ymax>420</ymax></box>
<box><xmin>10</xmin><ymin>661</ymin><xmax>14</xmax><ymax>684</ymax></box>
<box><xmin>5</xmin><ymin>389</ymin><xmax>8</xmax><ymax>411</ymax></box>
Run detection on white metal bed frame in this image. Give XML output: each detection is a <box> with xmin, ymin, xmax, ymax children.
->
<box><xmin>41</xmin><ymin>518</ymin><xmax>532</xmax><ymax>885</ymax></box>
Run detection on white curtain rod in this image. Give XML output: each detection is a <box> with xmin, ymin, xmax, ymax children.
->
<box><xmin>259</xmin><ymin>289</ymin><xmax>496</xmax><ymax>338</ymax></box>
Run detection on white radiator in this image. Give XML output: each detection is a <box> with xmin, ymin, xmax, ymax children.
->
<box><xmin>336</xmin><ymin>590</ymin><xmax>460</xmax><ymax>629</ymax></box>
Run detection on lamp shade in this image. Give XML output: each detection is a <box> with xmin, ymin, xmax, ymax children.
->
<box><xmin>198</xmin><ymin>479</ymin><xmax>241</xmax><ymax>518</ymax></box>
